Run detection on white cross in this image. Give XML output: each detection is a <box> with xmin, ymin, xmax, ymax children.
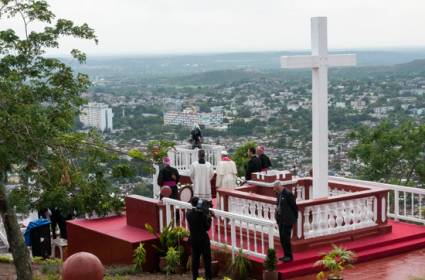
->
<box><xmin>281</xmin><ymin>17</ymin><xmax>356</xmax><ymax>198</ymax></box>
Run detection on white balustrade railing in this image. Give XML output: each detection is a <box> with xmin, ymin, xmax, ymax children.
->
<box><xmin>162</xmin><ymin>197</ymin><xmax>275</xmax><ymax>259</ymax></box>
<box><xmin>228</xmin><ymin>196</ymin><xmax>279</xmax><ymax>236</ymax></box>
<box><xmin>167</xmin><ymin>144</ymin><xmax>225</xmax><ymax>174</ymax></box>
<box><xmin>302</xmin><ymin>196</ymin><xmax>377</xmax><ymax>238</ymax></box>
<box><xmin>226</xmin><ymin>193</ymin><xmax>378</xmax><ymax>239</ymax></box>
<box><xmin>330</xmin><ymin>176</ymin><xmax>425</xmax><ymax>225</ymax></box>
<box><xmin>329</xmin><ymin>187</ymin><xmax>352</xmax><ymax>197</ymax></box>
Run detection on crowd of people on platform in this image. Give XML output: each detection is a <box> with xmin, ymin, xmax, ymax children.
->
<box><xmin>157</xmin><ymin>139</ymin><xmax>298</xmax><ymax>280</ymax></box>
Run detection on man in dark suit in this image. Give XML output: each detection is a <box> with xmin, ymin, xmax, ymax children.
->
<box><xmin>257</xmin><ymin>145</ymin><xmax>272</xmax><ymax>171</ymax></box>
<box><xmin>245</xmin><ymin>147</ymin><xmax>262</xmax><ymax>180</ymax></box>
<box><xmin>274</xmin><ymin>184</ymin><xmax>298</xmax><ymax>262</ymax></box>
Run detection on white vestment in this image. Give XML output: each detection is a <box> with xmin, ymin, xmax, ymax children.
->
<box><xmin>189</xmin><ymin>161</ymin><xmax>214</xmax><ymax>201</ymax></box>
<box><xmin>216</xmin><ymin>160</ymin><xmax>238</xmax><ymax>189</ymax></box>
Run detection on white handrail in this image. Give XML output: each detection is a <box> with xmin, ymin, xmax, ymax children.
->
<box><xmin>330</xmin><ymin>176</ymin><xmax>425</xmax><ymax>225</ymax></box>
<box><xmin>162</xmin><ymin>197</ymin><xmax>275</xmax><ymax>259</ymax></box>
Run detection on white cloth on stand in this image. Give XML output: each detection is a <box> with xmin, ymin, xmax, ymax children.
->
<box><xmin>189</xmin><ymin>161</ymin><xmax>214</xmax><ymax>201</ymax></box>
<box><xmin>216</xmin><ymin>160</ymin><xmax>238</xmax><ymax>189</ymax></box>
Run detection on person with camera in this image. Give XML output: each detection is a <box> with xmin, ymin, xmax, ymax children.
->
<box><xmin>274</xmin><ymin>183</ymin><xmax>298</xmax><ymax>263</ymax></box>
<box><xmin>186</xmin><ymin>196</ymin><xmax>212</xmax><ymax>280</ymax></box>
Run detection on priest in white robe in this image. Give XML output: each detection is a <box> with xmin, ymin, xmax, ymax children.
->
<box><xmin>189</xmin><ymin>149</ymin><xmax>215</xmax><ymax>201</ymax></box>
<box><xmin>216</xmin><ymin>151</ymin><xmax>238</xmax><ymax>189</ymax></box>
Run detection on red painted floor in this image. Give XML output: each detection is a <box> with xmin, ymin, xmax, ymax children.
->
<box><xmin>270</xmin><ymin>220</ymin><xmax>425</xmax><ymax>279</ymax></box>
<box><xmin>291</xmin><ymin>248</ymin><xmax>425</xmax><ymax>280</ymax></box>
<box><xmin>69</xmin><ymin>215</ymin><xmax>156</xmax><ymax>243</ymax></box>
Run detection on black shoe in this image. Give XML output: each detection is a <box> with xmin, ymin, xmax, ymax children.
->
<box><xmin>283</xmin><ymin>256</ymin><xmax>293</xmax><ymax>262</ymax></box>
<box><xmin>279</xmin><ymin>256</ymin><xmax>293</xmax><ymax>262</ymax></box>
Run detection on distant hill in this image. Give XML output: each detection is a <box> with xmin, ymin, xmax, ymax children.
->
<box><xmin>394</xmin><ymin>59</ymin><xmax>425</xmax><ymax>73</ymax></box>
<box><xmin>71</xmin><ymin>48</ymin><xmax>425</xmax><ymax>79</ymax></box>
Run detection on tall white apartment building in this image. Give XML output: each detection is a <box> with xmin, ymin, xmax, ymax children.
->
<box><xmin>164</xmin><ymin>108</ymin><xmax>223</xmax><ymax>128</ymax></box>
<box><xmin>80</xmin><ymin>102</ymin><xmax>113</xmax><ymax>132</ymax></box>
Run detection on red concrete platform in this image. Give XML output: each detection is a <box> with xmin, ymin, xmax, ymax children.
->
<box><xmin>67</xmin><ymin>216</ymin><xmax>158</xmax><ymax>271</ymax></box>
<box><xmin>292</xmin><ymin>248</ymin><xmax>425</xmax><ymax>280</ymax></box>
<box><xmin>266</xmin><ymin>220</ymin><xmax>425</xmax><ymax>279</ymax></box>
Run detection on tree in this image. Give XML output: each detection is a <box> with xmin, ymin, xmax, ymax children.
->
<box><xmin>0</xmin><ymin>1</ymin><xmax>97</xmax><ymax>278</ymax></box>
<box><xmin>232</xmin><ymin>141</ymin><xmax>257</xmax><ymax>176</ymax></box>
<box><xmin>349</xmin><ymin>120</ymin><xmax>425</xmax><ymax>186</ymax></box>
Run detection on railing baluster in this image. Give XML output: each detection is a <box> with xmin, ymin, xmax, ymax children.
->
<box><xmin>240</xmin><ymin>220</ymin><xmax>243</xmax><ymax>249</ymax></box>
<box><xmin>254</xmin><ymin>227</ymin><xmax>258</xmax><ymax>253</ymax></box>
<box><xmin>247</xmin><ymin>222</ymin><xmax>250</xmax><ymax>252</ymax></box>
<box><xmin>173</xmin><ymin>206</ymin><xmax>177</xmax><ymax>227</ymax></box>
<box><xmin>159</xmin><ymin>208</ymin><xmax>164</xmax><ymax>232</ymax></box>
<box><xmin>261</xmin><ymin>229</ymin><xmax>265</xmax><ymax>255</ymax></box>
<box><xmin>217</xmin><ymin>216</ymin><xmax>221</xmax><ymax>243</ymax></box>
<box><xmin>224</xmin><ymin>217</ymin><xmax>228</xmax><ymax>244</ymax></box>
<box><xmin>420</xmin><ymin>195</ymin><xmax>423</xmax><ymax>219</ymax></box>
<box><xmin>404</xmin><ymin>191</ymin><xmax>407</xmax><ymax>216</ymax></box>
<box><xmin>412</xmin><ymin>193</ymin><xmax>415</xmax><ymax>217</ymax></box>
<box><xmin>231</xmin><ymin>218</ymin><xmax>236</xmax><ymax>261</ymax></box>
<box><xmin>211</xmin><ymin>215</ymin><xmax>215</xmax><ymax>242</ymax></box>
<box><xmin>395</xmin><ymin>190</ymin><xmax>399</xmax><ymax>221</ymax></box>
<box><xmin>165</xmin><ymin>203</ymin><xmax>171</xmax><ymax>225</ymax></box>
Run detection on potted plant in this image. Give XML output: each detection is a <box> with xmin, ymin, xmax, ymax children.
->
<box><xmin>133</xmin><ymin>243</ymin><xmax>146</xmax><ymax>272</ymax></box>
<box><xmin>229</xmin><ymin>249</ymin><xmax>251</xmax><ymax>280</ymax></box>
<box><xmin>212</xmin><ymin>244</ymin><xmax>233</xmax><ymax>277</ymax></box>
<box><xmin>263</xmin><ymin>248</ymin><xmax>278</xmax><ymax>280</ymax></box>
<box><xmin>145</xmin><ymin>223</ymin><xmax>189</xmax><ymax>272</ymax></box>
<box><xmin>145</xmin><ymin>222</ymin><xmax>171</xmax><ymax>271</ymax></box>
<box><xmin>165</xmin><ymin>247</ymin><xmax>180</xmax><ymax>275</ymax></box>
<box><xmin>314</xmin><ymin>245</ymin><xmax>356</xmax><ymax>280</ymax></box>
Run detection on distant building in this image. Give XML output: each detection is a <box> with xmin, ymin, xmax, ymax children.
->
<box><xmin>164</xmin><ymin>108</ymin><xmax>224</xmax><ymax>128</ymax></box>
<box><xmin>80</xmin><ymin>102</ymin><xmax>113</xmax><ymax>132</ymax></box>
<box><xmin>335</xmin><ymin>102</ymin><xmax>346</xmax><ymax>109</ymax></box>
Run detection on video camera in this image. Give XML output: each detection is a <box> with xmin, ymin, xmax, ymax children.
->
<box><xmin>194</xmin><ymin>199</ymin><xmax>213</xmax><ymax>217</ymax></box>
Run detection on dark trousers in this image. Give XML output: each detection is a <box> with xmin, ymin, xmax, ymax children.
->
<box><xmin>191</xmin><ymin>238</ymin><xmax>212</xmax><ymax>280</ymax></box>
<box><xmin>278</xmin><ymin>223</ymin><xmax>293</xmax><ymax>258</ymax></box>
<box><xmin>169</xmin><ymin>185</ymin><xmax>180</xmax><ymax>223</ymax></box>
<box><xmin>170</xmin><ymin>185</ymin><xmax>179</xmax><ymax>199</ymax></box>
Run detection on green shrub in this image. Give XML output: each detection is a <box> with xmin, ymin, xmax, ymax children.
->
<box><xmin>105</xmin><ymin>265</ymin><xmax>137</xmax><ymax>276</ymax></box>
<box><xmin>104</xmin><ymin>275</ymin><xmax>130</xmax><ymax>280</ymax></box>
<box><xmin>165</xmin><ymin>247</ymin><xmax>180</xmax><ymax>275</ymax></box>
<box><xmin>314</xmin><ymin>245</ymin><xmax>356</xmax><ymax>280</ymax></box>
<box><xmin>34</xmin><ymin>273</ymin><xmax>61</xmax><ymax>280</ymax></box>
<box><xmin>32</xmin><ymin>257</ymin><xmax>62</xmax><ymax>266</ymax></box>
<box><xmin>133</xmin><ymin>243</ymin><xmax>146</xmax><ymax>272</ymax></box>
<box><xmin>0</xmin><ymin>255</ymin><xmax>13</xmax><ymax>263</ymax></box>
<box><xmin>264</xmin><ymin>248</ymin><xmax>277</xmax><ymax>271</ymax></box>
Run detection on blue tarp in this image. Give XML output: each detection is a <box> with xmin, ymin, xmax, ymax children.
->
<box><xmin>23</xmin><ymin>219</ymin><xmax>50</xmax><ymax>246</ymax></box>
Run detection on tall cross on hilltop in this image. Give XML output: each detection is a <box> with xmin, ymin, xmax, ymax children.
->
<box><xmin>281</xmin><ymin>17</ymin><xmax>356</xmax><ymax>199</ymax></box>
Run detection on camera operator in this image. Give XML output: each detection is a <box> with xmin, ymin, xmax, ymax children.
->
<box><xmin>186</xmin><ymin>196</ymin><xmax>212</xmax><ymax>280</ymax></box>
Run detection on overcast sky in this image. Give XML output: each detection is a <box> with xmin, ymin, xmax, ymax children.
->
<box><xmin>3</xmin><ymin>0</ymin><xmax>425</xmax><ymax>55</ymax></box>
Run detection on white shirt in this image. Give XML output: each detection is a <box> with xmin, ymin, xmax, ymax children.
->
<box><xmin>189</xmin><ymin>160</ymin><xmax>214</xmax><ymax>201</ymax></box>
